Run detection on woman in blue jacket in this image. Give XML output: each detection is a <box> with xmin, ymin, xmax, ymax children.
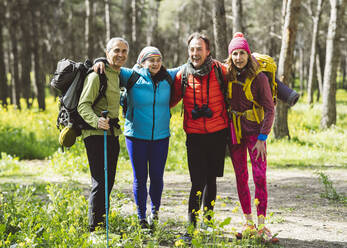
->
<box><xmin>96</xmin><ymin>46</ymin><xmax>179</xmax><ymax>228</ymax></box>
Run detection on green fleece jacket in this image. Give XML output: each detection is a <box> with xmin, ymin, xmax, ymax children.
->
<box><xmin>77</xmin><ymin>65</ymin><xmax>122</xmax><ymax>139</ymax></box>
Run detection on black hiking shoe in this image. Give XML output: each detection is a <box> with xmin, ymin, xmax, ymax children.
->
<box><xmin>139</xmin><ymin>219</ymin><xmax>150</xmax><ymax>229</ymax></box>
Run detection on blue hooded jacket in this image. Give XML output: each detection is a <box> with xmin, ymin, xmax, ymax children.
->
<box><xmin>119</xmin><ymin>66</ymin><xmax>180</xmax><ymax>140</ymax></box>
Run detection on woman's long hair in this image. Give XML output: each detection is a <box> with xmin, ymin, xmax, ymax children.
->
<box><xmin>225</xmin><ymin>53</ymin><xmax>259</xmax><ymax>81</ymax></box>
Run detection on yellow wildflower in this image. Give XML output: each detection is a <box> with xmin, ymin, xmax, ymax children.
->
<box><xmin>216</xmin><ymin>195</ymin><xmax>221</xmax><ymax>200</ymax></box>
<box><xmin>175</xmin><ymin>239</ymin><xmax>184</xmax><ymax>246</ymax></box>
<box><xmin>254</xmin><ymin>198</ymin><xmax>260</xmax><ymax>207</ymax></box>
<box><xmin>196</xmin><ymin>191</ymin><xmax>202</xmax><ymax>197</ymax></box>
<box><xmin>232</xmin><ymin>206</ymin><xmax>239</xmax><ymax>213</ymax></box>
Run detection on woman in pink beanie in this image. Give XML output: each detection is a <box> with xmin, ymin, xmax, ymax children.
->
<box><xmin>226</xmin><ymin>32</ymin><xmax>278</xmax><ymax>243</ymax></box>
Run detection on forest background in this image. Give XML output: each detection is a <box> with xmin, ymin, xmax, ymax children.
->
<box><xmin>0</xmin><ymin>0</ymin><xmax>347</xmax><ymax>247</ymax></box>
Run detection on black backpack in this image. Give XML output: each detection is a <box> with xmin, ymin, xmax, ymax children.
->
<box><xmin>50</xmin><ymin>59</ymin><xmax>107</xmax><ymax>138</ymax></box>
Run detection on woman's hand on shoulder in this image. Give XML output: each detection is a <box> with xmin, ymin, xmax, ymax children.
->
<box><xmin>93</xmin><ymin>62</ymin><xmax>106</xmax><ymax>74</ymax></box>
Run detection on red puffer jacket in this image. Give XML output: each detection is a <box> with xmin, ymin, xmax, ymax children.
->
<box><xmin>171</xmin><ymin>61</ymin><xmax>229</xmax><ymax>134</ymax></box>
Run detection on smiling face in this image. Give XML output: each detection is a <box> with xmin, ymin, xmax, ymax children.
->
<box><xmin>106</xmin><ymin>40</ymin><xmax>128</xmax><ymax>70</ymax></box>
<box><xmin>188</xmin><ymin>38</ymin><xmax>210</xmax><ymax>68</ymax></box>
<box><xmin>231</xmin><ymin>49</ymin><xmax>249</xmax><ymax>69</ymax></box>
<box><xmin>141</xmin><ymin>56</ymin><xmax>162</xmax><ymax>75</ymax></box>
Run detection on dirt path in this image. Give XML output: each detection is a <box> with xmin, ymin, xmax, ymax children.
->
<box><xmin>115</xmin><ymin>167</ymin><xmax>347</xmax><ymax>248</ymax></box>
<box><xmin>4</xmin><ymin>161</ymin><xmax>346</xmax><ymax>247</ymax></box>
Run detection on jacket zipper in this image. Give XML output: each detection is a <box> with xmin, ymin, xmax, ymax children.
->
<box><xmin>152</xmin><ymin>83</ymin><xmax>157</xmax><ymax>141</ymax></box>
<box><xmin>200</xmin><ymin>77</ymin><xmax>208</xmax><ymax>133</ymax></box>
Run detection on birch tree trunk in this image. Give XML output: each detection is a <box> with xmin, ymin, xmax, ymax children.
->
<box><xmin>307</xmin><ymin>0</ymin><xmax>324</xmax><ymax>104</ymax></box>
<box><xmin>105</xmin><ymin>0</ymin><xmax>110</xmax><ymax>42</ymax></box>
<box><xmin>212</xmin><ymin>0</ymin><xmax>228</xmax><ymax>61</ymax></box>
<box><xmin>0</xmin><ymin>1</ymin><xmax>8</xmax><ymax>107</ymax></box>
<box><xmin>273</xmin><ymin>0</ymin><xmax>301</xmax><ymax>139</ymax></box>
<box><xmin>122</xmin><ymin>0</ymin><xmax>133</xmax><ymax>64</ymax></box>
<box><xmin>232</xmin><ymin>0</ymin><xmax>243</xmax><ymax>33</ymax></box>
<box><xmin>321</xmin><ymin>0</ymin><xmax>347</xmax><ymax>128</ymax></box>
<box><xmin>85</xmin><ymin>0</ymin><xmax>93</xmax><ymax>58</ymax></box>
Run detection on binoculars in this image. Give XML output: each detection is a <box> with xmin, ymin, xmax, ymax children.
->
<box><xmin>276</xmin><ymin>79</ymin><xmax>300</xmax><ymax>107</ymax></box>
<box><xmin>192</xmin><ymin>104</ymin><xmax>213</xmax><ymax>120</ymax></box>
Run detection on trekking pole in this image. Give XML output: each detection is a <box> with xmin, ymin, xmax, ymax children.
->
<box><xmin>101</xmin><ymin>110</ymin><xmax>109</xmax><ymax>248</ymax></box>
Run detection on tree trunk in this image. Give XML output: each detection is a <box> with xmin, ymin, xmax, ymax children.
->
<box><xmin>104</xmin><ymin>0</ymin><xmax>110</xmax><ymax>42</ymax></box>
<box><xmin>299</xmin><ymin>44</ymin><xmax>304</xmax><ymax>94</ymax></box>
<box><xmin>232</xmin><ymin>0</ymin><xmax>244</xmax><ymax>33</ymax></box>
<box><xmin>307</xmin><ymin>0</ymin><xmax>324</xmax><ymax>104</ymax></box>
<box><xmin>316</xmin><ymin>52</ymin><xmax>323</xmax><ymax>101</ymax></box>
<box><xmin>146</xmin><ymin>0</ymin><xmax>160</xmax><ymax>46</ymax></box>
<box><xmin>85</xmin><ymin>0</ymin><xmax>93</xmax><ymax>58</ymax></box>
<box><xmin>273</xmin><ymin>0</ymin><xmax>301</xmax><ymax>139</ymax></box>
<box><xmin>30</xmin><ymin>0</ymin><xmax>45</xmax><ymax>110</ymax></box>
<box><xmin>0</xmin><ymin>1</ymin><xmax>8</xmax><ymax>107</ymax></box>
<box><xmin>122</xmin><ymin>0</ymin><xmax>133</xmax><ymax>65</ymax></box>
<box><xmin>8</xmin><ymin>1</ymin><xmax>21</xmax><ymax>110</ymax></box>
<box><xmin>212</xmin><ymin>0</ymin><xmax>228</xmax><ymax>61</ymax></box>
<box><xmin>19</xmin><ymin>0</ymin><xmax>33</xmax><ymax>109</ymax></box>
<box><xmin>321</xmin><ymin>0</ymin><xmax>346</xmax><ymax>128</ymax></box>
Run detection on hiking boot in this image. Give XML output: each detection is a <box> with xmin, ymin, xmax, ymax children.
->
<box><xmin>147</xmin><ymin>212</ymin><xmax>158</xmax><ymax>228</ymax></box>
<box><xmin>257</xmin><ymin>226</ymin><xmax>279</xmax><ymax>243</ymax></box>
<box><xmin>139</xmin><ymin>219</ymin><xmax>150</xmax><ymax>229</ymax></box>
<box><xmin>235</xmin><ymin>223</ymin><xmax>257</xmax><ymax>239</ymax></box>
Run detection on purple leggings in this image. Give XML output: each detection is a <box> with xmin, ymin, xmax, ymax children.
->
<box><xmin>229</xmin><ymin>135</ymin><xmax>267</xmax><ymax>217</ymax></box>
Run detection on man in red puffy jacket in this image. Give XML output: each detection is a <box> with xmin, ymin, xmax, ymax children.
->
<box><xmin>170</xmin><ymin>32</ymin><xmax>228</xmax><ymax>233</ymax></box>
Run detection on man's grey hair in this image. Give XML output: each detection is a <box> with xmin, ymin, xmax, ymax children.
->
<box><xmin>106</xmin><ymin>37</ymin><xmax>129</xmax><ymax>52</ymax></box>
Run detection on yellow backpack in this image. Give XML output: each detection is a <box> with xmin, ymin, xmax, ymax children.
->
<box><xmin>228</xmin><ymin>53</ymin><xmax>277</xmax><ymax>144</ymax></box>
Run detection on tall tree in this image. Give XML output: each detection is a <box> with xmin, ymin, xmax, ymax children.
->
<box><xmin>8</xmin><ymin>0</ymin><xmax>21</xmax><ymax>110</ymax></box>
<box><xmin>146</xmin><ymin>0</ymin><xmax>160</xmax><ymax>46</ymax></box>
<box><xmin>232</xmin><ymin>0</ymin><xmax>244</xmax><ymax>33</ymax></box>
<box><xmin>123</xmin><ymin>0</ymin><xmax>133</xmax><ymax>64</ymax></box>
<box><xmin>85</xmin><ymin>0</ymin><xmax>93</xmax><ymax>58</ymax></box>
<box><xmin>307</xmin><ymin>0</ymin><xmax>324</xmax><ymax>104</ymax></box>
<box><xmin>30</xmin><ymin>0</ymin><xmax>45</xmax><ymax>110</ymax></box>
<box><xmin>104</xmin><ymin>0</ymin><xmax>111</xmax><ymax>43</ymax></box>
<box><xmin>273</xmin><ymin>0</ymin><xmax>301</xmax><ymax>139</ymax></box>
<box><xmin>212</xmin><ymin>0</ymin><xmax>228</xmax><ymax>61</ymax></box>
<box><xmin>321</xmin><ymin>0</ymin><xmax>347</xmax><ymax>128</ymax></box>
<box><xmin>19</xmin><ymin>0</ymin><xmax>33</xmax><ymax>109</ymax></box>
<box><xmin>0</xmin><ymin>1</ymin><xmax>8</xmax><ymax>107</ymax></box>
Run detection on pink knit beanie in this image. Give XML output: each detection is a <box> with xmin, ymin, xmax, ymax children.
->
<box><xmin>228</xmin><ymin>32</ymin><xmax>251</xmax><ymax>55</ymax></box>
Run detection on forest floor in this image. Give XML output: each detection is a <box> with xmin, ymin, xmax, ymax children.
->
<box><xmin>3</xmin><ymin>161</ymin><xmax>347</xmax><ymax>248</ymax></box>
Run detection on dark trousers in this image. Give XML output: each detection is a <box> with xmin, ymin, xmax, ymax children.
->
<box><xmin>186</xmin><ymin>128</ymin><xmax>227</xmax><ymax>226</ymax></box>
<box><xmin>125</xmin><ymin>137</ymin><xmax>169</xmax><ymax>220</ymax></box>
<box><xmin>84</xmin><ymin>135</ymin><xmax>120</xmax><ymax>232</ymax></box>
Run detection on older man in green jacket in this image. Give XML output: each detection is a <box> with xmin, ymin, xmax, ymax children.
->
<box><xmin>78</xmin><ymin>37</ymin><xmax>128</xmax><ymax>232</ymax></box>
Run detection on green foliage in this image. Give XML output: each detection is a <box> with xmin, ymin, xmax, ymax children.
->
<box><xmin>0</xmin><ymin>183</ymin><xmax>279</xmax><ymax>247</ymax></box>
<box><xmin>0</xmin><ymin>183</ymin><xmax>91</xmax><ymax>247</ymax></box>
<box><xmin>0</xmin><ymin>98</ymin><xmax>59</xmax><ymax>159</ymax></box>
<box><xmin>0</xmin><ymin>153</ymin><xmax>20</xmax><ymax>176</ymax></box>
<box><xmin>316</xmin><ymin>171</ymin><xmax>347</xmax><ymax>205</ymax></box>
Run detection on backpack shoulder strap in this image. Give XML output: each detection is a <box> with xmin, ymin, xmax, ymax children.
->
<box><xmin>92</xmin><ymin>72</ymin><xmax>108</xmax><ymax>108</ymax></box>
<box><xmin>213</xmin><ymin>62</ymin><xmax>230</xmax><ymax>110</ymax></box>
<box><xmin>180</xmin><ymin>64</ymin><xmax>189</xmax><ymax>97</ymax></box>
<box><xmin>126</xmin><ymin>71</ymin><xmax>140</xmax><ymax>91</ymax></box>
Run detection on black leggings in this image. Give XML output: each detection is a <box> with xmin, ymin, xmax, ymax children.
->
<box><xmin>186</xmin><ymin>128</ymin><xmax>227</xmax><ymax>226</ymax></box>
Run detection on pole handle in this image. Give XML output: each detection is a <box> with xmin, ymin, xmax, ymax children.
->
<box><xmin>101</xmin><ymin>110</ymin><xmax>109</xmax><ymax>118</ymax></box>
